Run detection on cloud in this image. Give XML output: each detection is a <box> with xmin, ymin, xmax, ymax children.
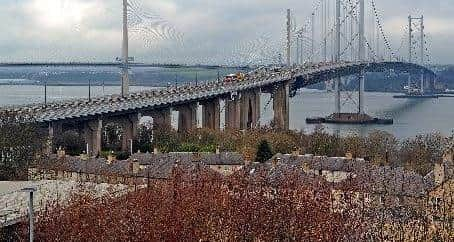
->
<box><xmin>0</xmin><ymin>0</ymin><xmax>453</xmax><ymax>64</ymax></box>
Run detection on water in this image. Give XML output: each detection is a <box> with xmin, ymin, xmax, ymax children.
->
<box><xmin>285</xmin><ymin>90</ymin><xmax>454</xmax><ymax>139</ymax></box>
<box><xmin>0</xmin><ymin>85</ymin><xmax>452</xmax><ymax>139</ymax></box>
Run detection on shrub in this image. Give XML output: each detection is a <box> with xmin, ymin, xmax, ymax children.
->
<box><xmin>115</xmin><ymin>151</ymin><xmax>130</xmax><ymax>160</ymax></box>
<box><xmin>53</xmin><ymin>130</ymin><xmax>85</xmax><ymax>156</ymax></box>
<box><xmin>255</xmin><ymin>140</ymin><xmax>273</xmax><ymax>163</ymax></box>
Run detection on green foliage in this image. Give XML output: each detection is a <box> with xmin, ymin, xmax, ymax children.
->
<box><xmin>255</xmin><ymin>140</ymin><xmax>273</xmax><ymax>163</ymax></box>
<box><xmin>199</xmin><ymin>144</ymin><xmax>217</xmax><ymax>153</ymax></box>
<box><xmin>115</xmin><ymin>151</ymin><xmax>130</xmax><ymax>161</ymax></box>
<box><xmin>102</xmin><ymin>124</ymin><xmax>122</xmax><ymax>152</ymax></box>
<box><xmin>153</xmin><ymin>128</ymin><xmax>179</xmax><ymax>153</ymax></box>
<box><xmin>307</xmin><ymin>125</ymin><xmax>341</xmax><ymax>157</ymax></box>
<box><xmin>133</xmin><ymin>126</ymin><xmax>153</xmax><ymax>153</ymax></box>
<box><xmin>179</xmin><ymin>143</ymin><xmax>200</xmax><ymax>152</ymax></box>
<box><xmin>99</xmin><ymin>150</ymin><xmax>115</xmax><ymax>159</ymax></box>
<box><xmin>53</xmin><ymin>130</ymin><xmax>85</xmax><ymax>156</ymax></box>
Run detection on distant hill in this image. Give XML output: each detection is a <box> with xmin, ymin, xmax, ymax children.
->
<box><xmin>1</xmin><ymin>64</ymin><xmax>453</xmax><ymax>92</ymax></box>
<box><xmin>0</xmin><ymin>66</ymin><xmax>242</xmax><ymax>87</ymax></box>
<box><xmin>436</xmin><ymin>65</ymin><xmax>454</xmax><ymax>89</ymax></box>
<box><xmin>307</xmin><ymin>65</ymin><xmax>454</xmax><ymax>92</ymax></box>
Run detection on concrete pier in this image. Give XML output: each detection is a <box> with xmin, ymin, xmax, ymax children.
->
<box><xmin>201</xmin><ymin>98</ymin><xmax>220</xmax><ymax>130</ymax></box>
<box><xmin>83</xmin><ymin>119</ymin><xmax>103</xmax><ymax>157</ymax></box>
<box><xmin>225</xmin><ymin>97</ymin><xmax>241</xmax><ymax>129</ymax></box>
<box><xmin>273</xmin><ymin>83</ymin><xmax>290</xmax><ymax>130</ymax></box>
<box><xmin>120</xmin><ymin>114</ymin><xmax>139</xmax><ymax>152</ymax></box>
<box><xmin>177</xmin><ymin>103</ymin><xmax>198</xmax><ymax>132</ymax></box>
<box><xmin>240</xmin><ymin>90</ymin><xmax>261</xmax><ymax>130</ymax></box>
<box><xmin>47</xmin><ymin>121</ymin><xmax>63</xmax><ymax>153</ymax></box>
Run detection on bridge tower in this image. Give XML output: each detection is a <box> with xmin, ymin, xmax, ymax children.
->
<box><xmin>408</xmin><ymin>15</ymin><xmax>426</xmax><ymax>94</ymax></box>
<box><xmin>311</xmin><ymin>13</ymin><xmax>315</xmax><ymax>63</ymax></box>
<box><xmin>420</xmin><ymin>16</ymin><xmax>425</xmax><ymax>94</ymax></box>
<box><xmin>334</xmin><ymin>0</ymin><xmax>341</xmax><ymax>115</ymax></box>
<box><xmin>121</xmin><ymin>0</ymin><xmax>130</xmax><ymax>97</ymax></box>
<box><xmin>358</xmin><ymin>0</ymin><xmax>365</xmax><ymax>114</ymax></box>
<box><xmin>309</xmin><ymin>0</ymin><xmax>394</xmax><ymax>125</ymax></box>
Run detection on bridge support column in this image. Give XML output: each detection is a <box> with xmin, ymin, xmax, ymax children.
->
<box><xmin>201</xmin><ymin>98</ymin><xmax>220</xmax><ymax>130</ymax></box>
<box><xmin>143</xmin><ymin>108</ymin><xmax>171</xmax><ymax>130</ymax></box>
<box><xmin>83</xmin><ymin>119</ymin><xmax>103</xmax><ymax>157</ymax></box>
<box><xmin>420</xmin><ymin>72</ymin><xmax>425</xmax><ymax>94</ymax></box>
<box><xmin>273</xmin><ymin>83</ymin><xmax>289</xmax><ymax>130</ymax></box>
<box><xmin>240</xmin><ymin>90</ymin><xmax>261</xmax><ymax>130</ymax></box>
<box><xmin>120</xmin><ymin>114</ymin><xmax>139</xmax><ymax>152</ymax></box>
<box><xmin>177</xmin><ymin>103</ymin><xmax>198</xmax><ymax>132</ymax></box>
<box><xmin>47</xmin><ymin>121</ymin><xmax>63</xmax><ymax>154</ymax></box>
<box><xmin>334</xmin><ymin>77</ymin><xmax>341</xmax><ymax>115</ymax></box>
<box><xmin>358</xmin><ymin>69</ymin><xmax>365</xmax><ymax>114</ymax></box>
<box><xmin>225</xmin><ymin>97</ymin><xmax>241</xmax><ymax>129</ymax></box>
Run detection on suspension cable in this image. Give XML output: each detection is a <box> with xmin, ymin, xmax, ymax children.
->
<box><xmin>371</xmin><ymin>0</ymin><xmax>397</xmax><ymax>60</ymax></box>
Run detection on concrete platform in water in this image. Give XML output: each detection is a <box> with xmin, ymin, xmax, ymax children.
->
<box><xmin>306</xmin><ymin>113</ymin><xmax>393</xmax><ymax>125</ymax></box>
<box><xmin>393</xmin><ymin>94</ymin><xmax>440</xmax><ymax>99</ymax></box>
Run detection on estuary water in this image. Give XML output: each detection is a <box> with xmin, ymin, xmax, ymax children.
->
<box><xmin>0</xmin><ymin>84</ymin><xmax>452</xmax><ymax>139</ymax></box>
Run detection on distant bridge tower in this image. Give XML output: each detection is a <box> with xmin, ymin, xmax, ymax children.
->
<box><xmin>121</xmin><ymin>0</ymin><xmax>130</xmax><ymax>97</ymax></box>
<box><xmin>408</xmin><ymin>15</ymin><xmax>426</xmax><ymax>94</ymax></box>
<box><xmin>358</xmin><ymin>0</ymin><xmax>365</xmax><ymax>114</ymax></box>
<box><xmin>311</xmin><ymin>13</ymin><xmax>315</xmax><ymax>63</ymax></box>
<box><xmin>334</xmin><ymin>0</ymin><xmax>341</xmax><ymax>115</ymax></box>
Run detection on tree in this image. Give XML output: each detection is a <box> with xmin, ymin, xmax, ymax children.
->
<box><xmin>364</xmin><ymin>130</ymin><xmax>399</xmax><ymax>166</ymax></box>
<box><xmin>255</xmin><ymin>140</ymin><xmax>273</xmax><ymax>163</ymax></box>
<box><xmin>133</xmin><ymin>126</ymin><xmax>153</xmax><ymax>153</ymax></box>
<box><xmin>53</xmin><ymin>130</ymin><xmax>84</xmax><ymax>156</ymax></box>
<box><xmin>400</xmin><ymin>133</ymin><xmax>447</xmax><ymax>175</ymax></box>
<box><xmin>0</xmin><ymin>111</ymin><xmax>45</xmax><ymax>180</ymax></box>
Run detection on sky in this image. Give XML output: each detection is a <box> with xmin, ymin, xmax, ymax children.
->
<box><xmin>0</xmin><ymin>0</ymin><xmax>453</xmax><ymax>64</ymax></box>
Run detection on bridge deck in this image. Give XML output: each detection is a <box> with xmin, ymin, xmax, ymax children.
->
<box><xmin>0</xmin><ymin>62</ymin><xmax>434</xmax><ymax>123</ymax></box>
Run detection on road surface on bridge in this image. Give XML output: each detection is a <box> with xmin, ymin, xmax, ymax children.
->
<box><xmin>0</xmin><ymin>61</ymin><xmax>434</xmax><ymax>123</ymax></box>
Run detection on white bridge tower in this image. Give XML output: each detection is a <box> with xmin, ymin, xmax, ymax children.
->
<box><xmin>121</xmin><ymin>0</ymin><xmax>130</xmax><ymax>97</ymax></box>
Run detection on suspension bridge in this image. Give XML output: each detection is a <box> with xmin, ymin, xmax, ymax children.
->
<box><xmin>0</xmin><ymin>0</ymin><xmax>436</xmax><ymax>156</ymax></box>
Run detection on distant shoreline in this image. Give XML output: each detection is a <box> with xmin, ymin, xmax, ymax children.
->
<box><xmin>0</xmin><ymin>83</ymin><xmax>166</xmax><ymax>87</ymax></box>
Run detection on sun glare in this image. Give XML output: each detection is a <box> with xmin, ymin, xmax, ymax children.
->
<box><xmin>31</xmin><ymin>0</ymin><xmax>87</xmax><ymax>28</ymax></box>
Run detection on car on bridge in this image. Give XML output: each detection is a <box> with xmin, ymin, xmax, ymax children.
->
<box><xmin>224</xmin><ymin>72</ymin><xmax>247</xmax><ymax>82</ymax></box>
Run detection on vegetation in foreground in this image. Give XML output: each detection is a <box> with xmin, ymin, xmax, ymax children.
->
<box><xmin>13</xmin><ymin>167</ymin><xmax>364</xmax><ymax>241</ymax></box>
<box><xmin>0</xmin><ymin>112</ymin><xmax>44</xmax><ymax>180</ymax></box>
<box><xmin>1</xmin><ymin>107</ymin><xmax>452</xmax><ymax>180</ymax></box>
<box><xmin>0</xmin><ymin>111</ymin><xmax>453</xmax><ymax>241</ymax></box>
<box><xmin>10</xmin><ymin>164</ymin><xmax>453</xmax><ymax>241</ymax></box>
<box><xmin>148</xmin><ymin>125</ymin><xmax>451</xmax><ymax>176</ymax></box>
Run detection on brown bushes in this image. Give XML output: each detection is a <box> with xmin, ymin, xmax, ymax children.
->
<box><xmin>15</xmin><ymin>167</ymin><xmax>363</xmax><ymax>241</ymax></box>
